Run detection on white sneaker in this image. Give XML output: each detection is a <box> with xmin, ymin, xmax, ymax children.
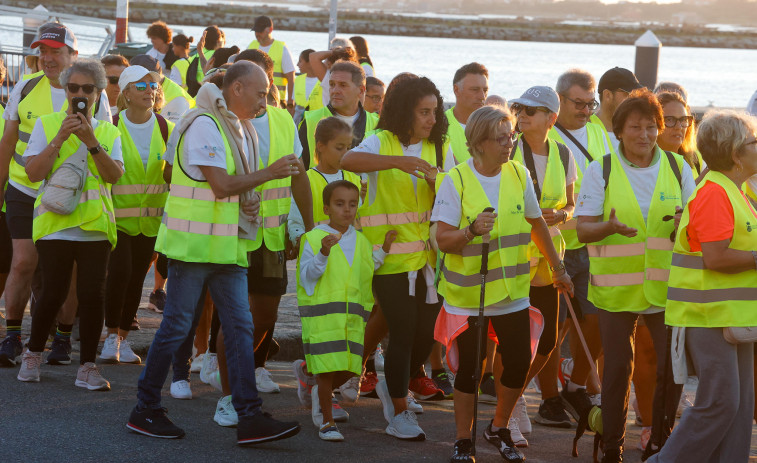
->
<box><xmin>509</xmin><ymin>417</ymin><xmax>528</xmax><ymax>448</ymax></box>
<box><xmin>375</xmin><ymin>346</ymin><xmax>385</xmax><ymax>371</ymax></box>
<box><xmin>208</xmin><ymin>370</ymin><xmax>223</xmax><ymax>392</ymax></box>
<box><xmin>170</xmin><ymin>380</ymin><xmax>192</xmax><ymax>399</ymax></box>
<box><xmin>118</xmin><ymin>339</ymin><xmax>141</xmax><ymax>364</ymax></box>
<box><xmin>514</xmin><ymin>394</ymin><xmax>532</xmax><ymax>436</ymax></box>
<box><xmin>200</xmin><ymin>351</ymin><xmax>217</xmax><ymax>384</ymax></box>
<box><xmin>386</xmin><ymin>410</ymin><xmax>425</xmax><ymax>441</ymax></box>
<box><xmin>292</xmin><ymin>359</ymin><xmax>315</xmax><ymax>406</ymax></box>
<box><xmin>75</xmin><ymin>362</ymin><xmax>110</xmax><ymax>391</ymax></box>
<box><xmin>332</xmin><ymin>395</ymin><xmax>349</xmax><ymax>422</ymax></box>
<box><xmin>214</xmin><ymin>395</ymin><xmax>238</xmax><ymax>427</ymax></box>
<box><xmin>338</xmin><ymin>374</ymin><xmax>361</xmax><ymax>405</ymax></box>
<box><xmin>190</xmin><ymin>353</ymin><xmax>204</xmax><ymax>373</ymax></box>
<box><xmin>319</xmin><ymin>423</ymin><xmax>345</xmax><ymax>442</ymax></box>
<box><xmin>17</xmin><ymin>350</ymin><xmax>42</xmax><ymax>382</ymax></box>
<box><xmin>407</xmin><ymin>392</ymin><xmax>423</xmax><ymax>414</ymax></box>
<box><xmin>255</xmin><ymin>367</ymin><xmax>280</xmax><ymax>393</ymax></box>
<box><xmin>312</xmin><ymin>385</ymin><xmax>324</xmax><ymax>427</ymax></box>
<box><xmin>589</xmin><ymin>392</ymin><xmax>601</xmax><ymax>407</ymax></box>
<box><xmin>375</xmin><ymin>379</ymin><xmax>395</xmax><ymax>423</ymax></box>
<box><xmin>100</xmin><ymin>333</ymin><xmax>120</xmax><ymax>363</ymax></box>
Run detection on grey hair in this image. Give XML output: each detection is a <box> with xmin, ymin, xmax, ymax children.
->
<box><xmin>485</xmin><ymin>94</ymin><xmax>507</xmax><ymax>108</ymax></box>
<box><xmin>654</xmin><ymin>81</ymin><xmax>689</xmax><ymax>104</ymax></box>
<box><xmin>465</xmin><ymin>105</ymin><xmax>516</xmax><ymax>159</ymax></box>
<box><xmin>697</xmin><ymin>110</ymin><xmax>757</xmax><ymax>172</ymax></box>
<box><xmin>59</xmin><ymin>58</ymin><xmax>107</xmax><ymax>91</ymax></box>
<box><xmin>329</xmin><ymin>37</ymin><xmax>354</xmax><ymax>50</ymax></box>
<box><xmin>556</xmin><ymin>68</ymin><xmax>596</xmax><ymax>96</ymax></box>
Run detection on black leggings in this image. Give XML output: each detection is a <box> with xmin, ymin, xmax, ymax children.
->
<box><xmin>104</xmin><ymin>231</ymin><xmax>156</xmax><ymax>331</ymax></box>
<box><xmin>454</xmin><ymin>309</ymin><xmax>532</xmax><ymax>393</ymax></box>
<box><xmin>530</xmin><ymin>284</ymin><xmax>560</xmax><ymax>356</ymax></box>
<box><xmin>29</xmin><ymin>240</ymin><xmax>110</xmax><ymax>364</ymax></box>
<box><xmin>156</xmin><ymin>252</ymin><xmax>168</xmax><ymax>279</ymax></box>
<box><xmin>373</xmin><ymin>272</ymin><xmax>442</xmax><ymax>399</ymax></box>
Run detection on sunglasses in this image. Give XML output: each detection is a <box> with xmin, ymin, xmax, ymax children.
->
<box><xmin>564</xmin><ymin>96</ymin><xmax>599</xmax><ymax>111</ymax></box>
<box><xmin>511</xmin><ymin>104</ymin><xmax>551</xmax><ymax>117</ymax></box>
<box><xmin>493</xmin><ymin>132</ymin><xmax>518</xmax><ymax>146</ymax></box>
<box><xmin>133</xmin><ymin>81</ymin><xmax>159</xmax><ymax>91</ymax></box>
<box><xmin>107</xmin><ymin>76</ymin><xmax>119</xmax><ymax>85</ymax></box>
<box><xmin>663</xmin><ymin>116</ymin><xmax>694</xmax><ymax>128</ymax></box>
<box><xmin>67</xmin><ymin>83</ymin><xmax>96</xmax><ymax>94</ymax></box>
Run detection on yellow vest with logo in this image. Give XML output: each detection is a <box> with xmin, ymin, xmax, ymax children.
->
<box><xmin>294</xmin><ymin>74</ymin><xmax>323</xmax><ymax>111</ymax></box>
<box><xmin>155</xmin><ymin>114</ymin><xmax>249</xmax><ymax>267</ymax></box>
<box><xmin>548</xmin><ymin>121</ymin><xmax>608</xmax><ymax>250</ymax></box>
<box><xmin>160</xmin><ymin>77</ymin><xmax>196</xmax><ymax>112</ymax></box>
<box><xmin>306</xmin><ymin>168</ymin><xmax>362</xmax><ymax>227</ymax></box>
<box><xmin>248</xmin><ymin>40</ymin><xmax>288</xmax><ymax>100</ymax></box>
<box><xmin>33</xmin><ymin>111</ymin><xmax>119</xmax><ymax>246</ymax></box>
<box><xmin>587</xmin><ymin>148</ymin><xmax>685</xmax><ymax>311</ymax></box>
<box><xmin>437</xmin><ymin>160</ymin><xmax>532</xmax><ymax>308</ymax></box>
<box><xmin>512</xmin><ymin>137</ymin><xmax>567</xmax><ymax>282</ymax></box>
<box><xmin>666</xmin><ymin>171</ymin><xmax>757</xmax><ymax>327</ymax></box>
<box><xmin>13</xmin><ymin>72</ymin><xmax>55</xmax><ymax>191</ymax></box>
<box><xmin>359</xmin><ymin>130</ymin><xmax>449</xmax><ymax>275</ymax></box>
<box><xmin>445</xmin><ymin>107</ymin><xmax>470</xmax><ymax>163</ymax></box>
<box><xmin>303</xmin><ymin>106</ymin><xmax>379</xmax><ymax>169</ymax></box>
<box><xmin>249</xmin><ymin>106</ymin><xmax>296</xmax><ymax>252</ymax></box>
<box><xmin>113</xmin><ymin>113</ymin><xmax>173</xmax><ymax>237</ymax></box>
<box><xmin>297</xmin><ymin>227</ymin><xmax>374</xmax><ymax>375</ymax></box>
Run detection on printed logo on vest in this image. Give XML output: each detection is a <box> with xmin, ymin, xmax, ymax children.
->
<box><xmin>747</xmin><ymin>221</ymin><xmax>753</xmax><ymax>233</ymax></box>
<box><xmin>511</xmin><ymin>204</ymin><xmax>523</xmax><ymax>215</ymax></box>
<box><xmin>27</xmin><ymin>111</ymin><xmax>33</xmax><ymax>120</ymax></box>
<box><xmin>659</xmin><ymin>191</ymin><xmax>680</xmax><ymax>201</ymax></box>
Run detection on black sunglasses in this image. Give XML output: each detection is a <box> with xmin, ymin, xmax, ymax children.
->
<box><xmin>512</xmin><ymin>103</ymin><xmax>551</xmax><ymax>117</ymax></box>
<box><xmin>663</xmin><ymin>116</ymin><xmax>694</xmax><ymax>128</ymax></box>
<box><xmin>106</xmin><ymin>76</ymin><xmax>119</xmax><ymax>85</ymax></box>
<box><xmin>564</xmin><ymin>96</ymin><xmax>599</xmax><ymax>111</ymax></box>
<box><xmin>67</xmin><ymin>83</ymin><xmax>96</xmax><ymax>94</ymax></box>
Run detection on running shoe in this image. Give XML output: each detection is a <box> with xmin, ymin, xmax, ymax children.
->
<box><xmin>338</xmin><ymin>374</ymin><xmax>361</xmax><ymax>405</ymax></box>
<box><xmin>409</xmin><ymin>375</ymin><xmax>444</xmax><ymax>401</ymax></box>
<box><xmin>100</xmin><ymin>333</ymin><xmax>120</xmax><ymax>363</ymax></box>
<box><xmin>237</xmin><ymin>412</ymin><xmax>300</xmax><ymax>446</ymax></box>
<box><xmin>407</xmin><ymin>392</ymin><xmax>423</xmax><ymax>414</ymax></box>
<box><xmin>199</xmin><ymin>351</ymin><xmax>218</xmax><ymax>384</ymax></box>
<box><xmin>293</xmin><ymin>359</ymin><xmax>315</xmax><ymax>406</ymax></box>
<box><xmin>75</xmin><ymin>362</ymin><xmax>111</xmax><ymax>391</ymax></box>
<box><xmin>0</xmin><ymin>335</ymin><xmax>23</xmax><ymax>367</ymax></box>
<box><xmin>190</xmin><ymin>353</ymin><xmax>204</xmax><ymax>373</ymax></box>
<box><xmin>561</xmin><ymin>387</ymin><xmax>593</xmax><ymax>422</ymax></box>
<box><xmin>559</xmin><ymin>357</ymin><xmax>574</xmax><ymax>389</ymax></box>
<box><xmin>17</xmin><ymin>350</ymin><xmax>42</xmax><ymax>382</ymax></box>
<box><xmin>385</xmin><ymin>410</ymin><xmax>425</xmax><ymax>441</ymax></box>
<box><xmin>478</xmin><ymin>373</ymin><xmax>497</xmax><ymax>404</ymax></box>
<box><xmin>319</xmin><ymin>423</ymin><xmax>344</xmax><ymax>442</ymax></box>
<box><xmin>450</xmin><ymin>438</ymin><xmax>475</xmax><ymax>462</ymax></box>
<box><xmin>483</xmin><ymin>420</ymin><xmax>525</xmax><ymax>462</ymax></box>
<box><xmin>375</xmin><ymin>379</ymin><xmax>395</xmax><ymax>423</ymax></box>
<box><xmin>360</xmin><ymin>370</ymin><xmax>379</xmax><ymax>397</ymax></box>
<box><xmin>638</xmin><ymin>426</ymin><xmax>652</xmax><ymax>451</ymax></box>
<box><xmin>119</xmin><ymin>339</ymin><xmax>142</xmax><ymax>364</ymax></box>
<box><xmin>170</xmin><ymin>380</ymin><xmax>192</xmax><ymax>400</ymax></box>
<box><xmin>127</xmin><ymin>406</ymin><xmax>185</xmax><ymax>438</ymax></box>
<box><xmin>374</xmin><ymin>346</ymin><xmax>385</xmax><ymax>371</ymax></box>
<box><xmin>331</xmin><ymin>396</ymin><xmax>349</xmax><ymax>422</ymax></box>
<box><xmin>214</xmin><ymin>395</ymin><xmax>239</xmax><ymax>427</ymax></box>
<box><xmin>208</xmin><ymin>370</ymin><xmax>223</xmax><ymax>392</ymax></box>
<box><xmin>534</xmin><ymin>396</ymin><xmax>572</xmax><ymax>428</ymax></box>
<box><xmin>508</xmin><ymin>417</ymin><xmax>528</xmax><ymax>448</ymax></box>
<box><xmin>589</xmin><ymin>392</ymin><xmax>601</xmax><ymax>407</ymax></box>
<box><xmin>46</xmin><ymin>337</ymin><xmax>72</xmax><ymax>365</ymax></box>
<box><xmin>255</xmin><ymin>367</ymin><xmax>280</xmax><ymax>393</ymax></box>
<box><xmin>147</xmin><ymin>289</ymin><xmax>166</xmax><ymax>313</ymax></box>
<box><xmin>432</xmin><ymin>370</ymin><xmax>454</xmax><ymax>399</ymax></box>
<box><xmin>312</xmin><ymin>385</ymin><xmax>324</xmax><ymax>427</ymax></box>
<box><xmin>513</xmin><ymin>394</ymin><xmax>532</xmax><ymax>436</ymax></box>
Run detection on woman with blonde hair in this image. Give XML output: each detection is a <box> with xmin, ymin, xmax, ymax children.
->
<box><xmin>656</xmin><ymin>91</ymin><xmax>703</xmax><ymax>177</ymax></box>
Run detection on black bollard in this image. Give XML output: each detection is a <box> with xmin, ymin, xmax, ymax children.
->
<box><xmin>634</xmin><ymin>30</ymin><xmax>661</xmax><ymax>90</ymax></box>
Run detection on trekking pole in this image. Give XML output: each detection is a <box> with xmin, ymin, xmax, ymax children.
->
<box><xmin>563</xmin><ymin>296</ymin><xmax>601</xmax><ymax>388</ymax></box>
<box><xmin>471</xmin><ymin>207</ymin><xmax>494</xmax><ymax>455</ymax></box>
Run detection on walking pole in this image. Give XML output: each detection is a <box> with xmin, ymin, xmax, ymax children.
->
<box><xmin>563</xmin><ymin>296</ymin><xmax>601</xmax><ymax>388</ymax></box>
<box><xmin>471</xmin><ymin>207</ymin><xmax>494</xmax><ymax>455</ymax></box>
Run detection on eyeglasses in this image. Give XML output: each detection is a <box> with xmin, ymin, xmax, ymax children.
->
<box><xmin>511</xmin><ymin>104</ymin><xmax>551</xmax><ymax>117</ymax></box>
<box><xmin>366</xmin><ymin>94</ymin><xmax>383</xmax><ymax>103</ymax></box>
<box><xmin>563</xmin><ymin>96</ymin><xmax>599</xmax><ymax>111</ymax></box>
<box><xmin>107</xmin><ymin>76</ymin><xmax>119</xmax><ymax>85</ymax></box>
<box><xmin>493</xmin><ymin>132</ymin><xmax>518</xmax><ymax>146</ymax></box>
<box><xmin>663</xmin><ymin>116</ymin><xmax>694</xmax><ymax>128</ymax></box>
<box><xmin>133</xmin><ymin>82</ymin><xmax>159</xmax><ymax>92</ymax></box>
<box><xmin>66</xmin><ymin>83</ymin><xmax>96</xmax><ymax>94</ymax></box>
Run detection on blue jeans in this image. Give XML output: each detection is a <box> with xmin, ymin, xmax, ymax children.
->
<box><xmin>137</xmin><ymin>260</ymin><xmax>262</xmax><ymax>417</ymax></box>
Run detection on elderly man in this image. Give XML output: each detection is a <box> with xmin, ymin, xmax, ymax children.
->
<box><xmin>445</xmin><ymin>62</ymin><xmax>489</xmax><ymax>163</ymax></box>
<box><xmin>126</xmin><ymin>61</ymin><xmax>301</xmax><ymax>445</ymax></box>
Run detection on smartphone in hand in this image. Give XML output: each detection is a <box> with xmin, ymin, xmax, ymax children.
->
<box><xmin>71</xmin><ymin>97</ymin><xmax>88</xmax><ymax>116</ymax></box>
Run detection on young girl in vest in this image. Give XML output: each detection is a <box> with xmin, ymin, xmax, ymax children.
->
<box><xmin>297</xmin><ymin>180</ymin><xmax>395</xmax><ymax>441</ymax></box>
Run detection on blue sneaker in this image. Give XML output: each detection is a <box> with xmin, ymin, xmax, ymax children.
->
<box><xmin>0</xmin><ymin>335</ymin><xmax>23</xmax><ymax>367</ymax></box>
<box><xmin>47</xmin><ymin>337</ymin><xmax>72</xmax><ymax>365</ymax></box>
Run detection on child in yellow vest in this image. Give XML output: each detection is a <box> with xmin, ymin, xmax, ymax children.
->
<box><xmin>296</xmin><ymin>180</ymin><xmax>395</xmax><ymax>441</ymax></box>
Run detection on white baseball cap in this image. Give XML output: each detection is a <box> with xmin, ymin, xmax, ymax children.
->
<box><xmin>118</xmin><ymin>65</ymin><xmax>160</xmax><ymax>92</ymax></box>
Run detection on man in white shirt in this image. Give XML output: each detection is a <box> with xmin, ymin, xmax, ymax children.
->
<box><xmin>247</xmin><ymin>16</ymin><xmax>296</xmax><ymax>112</ymax></box>
<box><xmin>592</xmin><ymin>67</ymin><xmax>643</xmax><ymax>153</ymax></box>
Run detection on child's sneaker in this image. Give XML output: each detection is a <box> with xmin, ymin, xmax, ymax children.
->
<box><xmin>318</xmin><ymin>422</ymin><xmax>344</xmax><ymax>442</ymax></box>
<box><xmin>292</xmin><ymin>359</ymin><xmax>315</xmax><ymax>406</ymax></box>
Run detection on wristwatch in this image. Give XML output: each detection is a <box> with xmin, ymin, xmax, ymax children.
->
<box><xmin>88</xmin><ymin>145</ymin><xmax>101</xmax><ymax>155</ymax></box>
<box><xmin>550</xmin><ymin>260</ymin><xmax>566</xmax><ymax>273</ymax></box>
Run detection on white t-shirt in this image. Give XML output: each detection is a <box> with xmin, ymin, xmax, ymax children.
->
<box><xmin>24</xmin><ymin>117</ymin><xmax>123</xmax><ymax>241</ymax></box>
<box><xmin>321</xmin><ymin>70</ymin><xmax>331</xmax><ymax>107</ymax></box>
<box><xmin>251</xmin><ymin>110</ymin><xmax>303</xmax><ymax>168</ymax></box>
<box><xmin>361</xmin><ymin>62</ymin><xmax>375</xmax><ymax>78</ymax></box>
<box><xmin>119</xmin><ymin>111</ymin><xmax>156</xmax><ymax>168</ymax></box>
<box><xmin>160</xmin><ymin>95</ymin><xmax>190</xmax><ymax>125</ymax></box>
<box><xmin>169</xmin><ymin>66</ymin><xmax>183</xmax><ymax>87</ymax></box>
<box><xmin>180</xmin><ymin>116</ymin><xmax>251</xmax><ymax>181</ymax></box>
<box><xmin>147</xmin><ymin>48</ymin><xmax>167</xmax><ymax>72</ymax></box>
<box><xmin>305</xmin><ymin>76</ymin><xmax>319</xmax><ymax>99</ymax></box>
<box><xmin>355</xmin><ymin>134</ymin><xmax>456</xmax><ymax>206</ymax></box>
<box><xmin>431</xmin><ymin>158</ymin><xmax>542</xmax><ymax>316</ymax></box>
<box><xmin>333</xmin><ymin>110</ymin><xmax>359</xmax><ymax>128</ymax></box>
<box><xmin>555</xmin><ymin>125</ymin><xmax>611</xmax><ymax>174</ymax></box>
<box><xmin>516</xmin><ymin>139</ymin><xmax>578</xmax><ymax>191</ymax></box>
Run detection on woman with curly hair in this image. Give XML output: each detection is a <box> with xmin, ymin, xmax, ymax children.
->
<box><xmin>341</xmin><ymin>76</ymin><xmax>454</xmax><ymax>441</ymax></box>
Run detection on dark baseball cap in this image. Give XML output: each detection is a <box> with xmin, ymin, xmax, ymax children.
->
<box><xmin>31</xmin><ymin>23</ymin><xmax>78</xmax><ymax>51</ymax></box>
<box><xmin>130</xmin><ymin>54</ymin><xmax>162</xmax><ymax>75</ymax></box>
<box><xmin>598</xmin><ymin>67</ymin><xmax>643</xmax><ymax>94</ymax></box>
<box><xmin>252</xmin><ymin>16</ymin><xmax>273</xmax><ymax>33</ymax></box>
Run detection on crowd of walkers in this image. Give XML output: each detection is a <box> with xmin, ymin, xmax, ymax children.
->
<box><xmin>1</xmin><ymin>15</ymin><xmax>756</xmax><ymax>463</ymax></box>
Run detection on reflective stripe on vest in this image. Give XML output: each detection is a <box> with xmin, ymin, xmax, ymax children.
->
<box><xmin>587</xmin><ymin>147</ymin><xmax>684</xmax><ymax>311</ymax></box>
<box><xmin>445</xmin><ymin>107</ymin><xmax>469</xmax><ymax>163</ymax></box>
<box><xmin>665</xmin><ymin>171</ymin><xmax>757</xmax><ymax>327</ymax></box>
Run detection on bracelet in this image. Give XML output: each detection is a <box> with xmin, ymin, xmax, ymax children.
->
<box><xmin>49</xmin><ymin>141</ymin><xmax>60</xmax><ymax>151</ymax></box>
<box><xmin>561</xmin><ymin>210</ymin><xmax>568</xmax><ymax>224</ymax></box>
<box><xmin>550</xmin><ymin>260</ymin><xmax>566</xmax><ymax>273</ymax></box>
<box><xmin>463</xmin><ymin>226</ymin><xmax>473</xmax><ymax>241</ymax></box>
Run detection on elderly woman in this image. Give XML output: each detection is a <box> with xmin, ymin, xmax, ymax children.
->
<box><xmin>646</xmin><ymin>111</ymin><xmax>757</xmax><ymax>463</ymax></box>
<box><xmin>100</xmin><ymin>66</ymin><xmax>172</xmax><ymax>369</ymax></box>
<box><xmin>510</xmin><ymin>86</ymin><xmax>578</xmax><ymax>438</ymax></box>
<box><xmin>16</xmin><ymin>59</ymin><xmax>124</xmax><ymax>389</ymax></box>
<box><xmin>433</xmin><ymin>105</ymin><xmax>572</xmax><ymax>462</ymax></box>
<box><xmin>576</xmin><ymin>89</ymin><xmax>696</xmax><ymax>463</ymax></box>
<box><xmin>656</xmin><ymin>91</ymin><xmax>703</xmax><ymax>177</ymax></box>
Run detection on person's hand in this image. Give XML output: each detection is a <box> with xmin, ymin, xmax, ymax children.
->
<box><xmin>266</xmin><ymin>154</ymin><xmax>301</xmax><ymax>180</ymax></box>
<box><xmin>673</xmin><ymin>205</ymin><xmax>684</xmax><ymax>231</ymax></box>
<box><xmin>394</xmin><ymin>156</ymin><xmax>435</xmax><ymax>179</ymax></box>
<box><xmin>541</xmin><ymin>207</ymin><xmax>563</xmax><ymax>227</ymax></box>
<box><xmin>360</xmin><ymin>178</ymin><xmax>368</xmax><ymax>202</ymax></box>
<box><xmin>320</xmin><ymin>233</ymin><xmax>341</xmax><ymax>256</ymax></box>
<box><xmin>382</xmin><ymin>230</ymin><xmax>397</xmax><ymax>253</ymax></box>
<box><xmin>553</xmin><ymin>270</ymin><xmax>574</xmax><ymax>296</ymax></box>
<box><xmin>197</xmin><ymin>31</ymin><xmax>207</xmax><ymax>53</ymax></box>
<box><xmin>607</xmin><ymin>208</ymin><xmax>637</xmax><ymax>238</ymax></box>
<box><xmin>72</xmin><ymin>113</ymin><xmax>97</xmax><ymax>149</ymax></box>
<box><xmin>471</xmin><ymin>210</ymin><xmax>497</xmax><ymax>236</ymax></box>
<box><xmin>285</xmin><ymin>236</ymin><xmax>300</xmax><ymax>260</ymax></box>
<box><xmin>54</xmin><ymin>113</ymin><xmax>82</xmax><ymax>146</ymax></box>
<box><xmin>241</xmin><ymin>194</ymin><xmax>261</xmax><ymax>220</ymax></box>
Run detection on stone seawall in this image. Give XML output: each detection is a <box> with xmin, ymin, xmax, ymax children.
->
<box><xmin>8</xmin><ymin>0</ymin><xmax>757</xmax><ymax>49</ymax></box>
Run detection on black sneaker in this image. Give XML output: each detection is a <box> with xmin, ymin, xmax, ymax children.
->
<box><xmin>433</xmin><ymin>370</ymin><xmax>454</xmax><ymax>399</ymax></box>
<box><xmin>148</xmin><ymin>289</ymin><xmax>166</xmax><ymax>313</ymax></box>
<box><xmin>534</xmin><ymin>396</ymin><xmax>572</xmax><ymax>428</ymax></box>
<box><xmin>478</xmin><ymin>373</ymin><xmax>497</xmax><ymax>404</ymax></box>
<box><xmin>560</xmin><ymin>387</ymin><xmax>593</xmax><ymax>422</ymax></box>
<box><xmin>0</xmin><ymin>335</ymin><xmax>23</xmax><ymax>367</ymax></box>
<box><xmin>127</xmin><ymin>406</ymin><xmax>185</xmax><ymax>439</ymax></box>
<box><xmin>237</xmin><ymin>411</ymin><xmax>300</xmax><ymax>445</ymax></box>
<box><xmin>130</xmin><ymin>317</ymin><xmax>140</xmax><ymax>331</ymax></box>
<box><xmin>450</xmin><ymin>438</ymin><xmax>476</xmax><ymax>462</ymax></box>
<box><xmin>46</xmin><ymin>337</ymin><xmax>72</xmax><ymax>365</ymax></box>
<box><xmin>483</xmin><ymin>420</ymin><xmax>525</xmax><ymax>462</ymax></box>
<box><xmin>601</xmin><ymin>448</ymin><xmax>623</xmax><ymax>463</ymax></box>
